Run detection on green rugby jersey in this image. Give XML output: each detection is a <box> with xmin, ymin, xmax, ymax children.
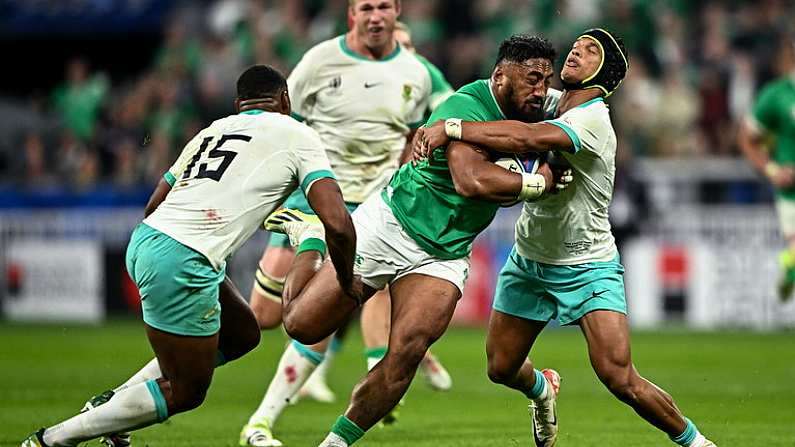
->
<box><xmin>382</xmin><ymin>79</ymin><xmax>506</xmax><ymax>260</ymax></box>
<box><xmin>751</xmin><ymin>76</ymin><xmax>795</xmax><ymax>199</ymax></box>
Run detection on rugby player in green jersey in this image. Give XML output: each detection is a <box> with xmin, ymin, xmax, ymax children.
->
<box><xmin>739</xmin><ymin>40</ymin><xmax>795</xmax><ymax>302</ymax></box>
<box><xmin>415</xmin><ymin>29</ymin><xmax>717</xmax><ymax>447</ymax></box>
<box><xmin>264</xmin><ymin>35</ymin><xmax>572</xmax><ymax>446</ymax></box>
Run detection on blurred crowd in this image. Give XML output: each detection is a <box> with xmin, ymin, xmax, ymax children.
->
<box><xmin>5</xmin><ymin>0</ymin><xmax>795</xmax><ymax>191</ymax></box>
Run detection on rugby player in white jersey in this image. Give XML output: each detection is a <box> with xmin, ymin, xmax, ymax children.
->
<box><xmin>239</xmin><ymin>2</ymin><xmax>453</xmax><ymax>445</ymax></box>
<box><xmin>21</xmin><ymin>65</ymin><xmax>360</xmax><ymax>447</ymax></box>
<box><xmin>415</xmin><ymin>29</ymin><xmax>717</xmax><ymax>447</ymax></box>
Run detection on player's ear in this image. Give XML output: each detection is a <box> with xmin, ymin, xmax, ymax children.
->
<box><xmin>492</xmin><ymin>64</ymin><xmax>505</xmax><ymax>88</ymax></box>
<box><xmin>281</xmin><ymin>90</ymin><xmax>291</xmax><ymax>115</ymax></box>
<box><xmin>394</xmin><ymin>0</ymin><xmax>401</xmax><ymax>16</ymax></box>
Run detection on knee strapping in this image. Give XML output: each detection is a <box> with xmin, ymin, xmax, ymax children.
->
<box><xmin>254</xmin><ymin>266</ymin><xmax>284</xmax><ymax>303</ymax></box>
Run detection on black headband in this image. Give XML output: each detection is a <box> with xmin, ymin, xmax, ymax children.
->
<box><xmin>562</xmin><ymin>28</ymin><xmax>629</xmax><ymax>97</ymax></box>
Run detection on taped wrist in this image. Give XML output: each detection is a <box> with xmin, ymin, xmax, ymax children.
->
<box><xmin>517</xmin><ymin>173</ymin><xmax>546</xmax><ymax>201</ymax></box>
<box><xmin>445</xmin><ymin>118</ymin><xmax>462</xmax><ymax>140</ymax></box>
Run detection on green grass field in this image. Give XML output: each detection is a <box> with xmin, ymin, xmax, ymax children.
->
<box><xmin>2</xmin><ymin>320</ymin><xmax>794</xmax><ymax>446</ymax></box>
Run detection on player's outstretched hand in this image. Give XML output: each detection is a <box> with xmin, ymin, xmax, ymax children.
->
<box><xmin>411</xmin><ymin>120</ymin><xmax>448</xmax><ymax>164</ymax></box>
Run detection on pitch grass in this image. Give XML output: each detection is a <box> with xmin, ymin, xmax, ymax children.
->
<box><xmin>2</xmin><ymin>320</ymin><xmax>794</xmax><ymax>446</ymax></box>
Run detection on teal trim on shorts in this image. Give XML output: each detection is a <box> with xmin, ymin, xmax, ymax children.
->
<box><xmin>163</xmin><ymin>172</ymin><xmax>176</xmax><ymax>187</ymax></box>
<box><xmin>292</xmin><ymin>340</ymin><xmax>325</xmax><ymax>366</ymax></box>
<box><xmin>126</xmin><ymin>223</ymin><xmax>225</xmax><ymax>336</ymax></box>
<box><xmin>545</xmin><ymin>120</ymin><xmax>581</xmax><ymax>153</ymax></box>
<box><xmin>145</xmin><ymin>379</ymin><xmax>169</xmax><ymax>422</ymax></box>
<box><xmin>268</xmin><ymin>192</ymin><xmax>359</xmax><ymax>248</ymax></box>
<box><xmin>492</xmin><ymin>246</ymin><xmax>626</xmax><ymax>325</ymax></box>
<box><xmin>300</xmin><ymin>169</ymin><xmax>336</xmax><ymax>194</ymax></box>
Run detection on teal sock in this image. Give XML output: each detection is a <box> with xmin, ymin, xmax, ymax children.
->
<box><xmin>331</xmin><ymin>415</ymin><xmax>365</xmax><ymax>445</ymax></box>
<box><xmin>328</xmin><ymin>334</ymin><xmax>344</xmax><ymax>354</ymax></box>
<box><xmin>527</xmin><ymin>369</ymin><xmax>547</xmax><ymax>400</ymax></box>
<box><xmin>292</xmin><ymin>339</ymin><xmax>325</xmax><ymax>366</ymax></box>
<box><xmin>670</xmin><ymin>418</ymin><xmax>697</xmax><ymax>446</ymax></box>
<box><xmin>144</xmin><ymin>379</ymin><xmax>169</xmax><ymax>422</ymax></box>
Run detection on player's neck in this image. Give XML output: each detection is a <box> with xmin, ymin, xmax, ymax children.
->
<box><xmin>557</xmin><ymin>89</ymin><xmax>603</xmax><ymax>115</ymax></box>
<box><xmin>345</xmin><ymin>32</ymin><xmax>397</xmax><ymax>60</ymax></box>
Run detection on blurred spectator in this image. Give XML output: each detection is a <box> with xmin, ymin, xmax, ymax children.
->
<box><xmin>4</xmin><ymin>0</ymin><xmax>795</xmax><ymax>193</ymax></box>
<box><xmin>51</xmin><ymin>58</ymin><xmax>108</xmax><ymax>143</ymax></box>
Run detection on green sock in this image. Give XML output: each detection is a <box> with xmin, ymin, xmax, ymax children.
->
<box><xmin>331</xmin><ymin>415</ymin><xmax>365</xmax><ymax>445</ymax></box>
<box><xmin>364</xmin><ymin>346</ymin><xmax>388</xmax><ymax>371</ymax></box>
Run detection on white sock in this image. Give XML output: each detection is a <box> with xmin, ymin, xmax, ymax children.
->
<box><xmin>114</xmin><ymin>358</ymin><xmax>161</xmax><ymax>393</ymax></box>
<box><xmin>43</xmin><ymin>380</ymin><xmax>167</xmax><ymax>447</ymax></box>
<box><xmin>248</xmin><ymin>341</ymin><xmax>320</xmax><ymax>426</ymax></box>
<box><xmin>318</xmin><ymin>432</ymin><xmax>348</xmax><ymax>447</ymax></box>
<box><xmin>689</xmin><ymin>433</ymin><xmax>707</xmax><ymax>447</ymax></box>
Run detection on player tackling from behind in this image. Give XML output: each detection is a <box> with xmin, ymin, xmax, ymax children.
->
<box><xmin>415</xmin><ymin>29</ymin><xmax>717</xmax><ymax>447</ymax></box>
<box><xmin>739</xmin><ymin>38</ymin><xmax>795</xmax><ymax>302</ymax></box>
<box><xmin>22</xmin><ymin>65</ymin><xmax>360</xmax><ymax>447</ymax></box>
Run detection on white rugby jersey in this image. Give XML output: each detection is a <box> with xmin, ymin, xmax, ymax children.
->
<box><xmin>144</xmin><ymin>110</ymin><xmax>334</xmax><ymax>270</ymax></box>
<box><xmin>515</xmin><ymin>97</ymin><xmax>618</xmax><ymax>265</ymax></box>
<box><xmin>288</xmin><ymin>35</ymin><xmax>432</xmax><ymax>203</ymax></box>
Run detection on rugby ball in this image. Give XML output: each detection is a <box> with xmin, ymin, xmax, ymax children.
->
<box><xmin>494</xmin><ymin>154</ymin><xmax>540</xmax><ymax>207</ymax></box>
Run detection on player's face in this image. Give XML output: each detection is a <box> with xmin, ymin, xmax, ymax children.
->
<box><xmin>497</xmin><ymin>58</ymin><xmax>554</xmax><ymax>122</ymax></box>
<box><xmin>561</xmin><ymin>37</ymin><xmax>602</xmax><ymax>84</ymax></box>
<box><xmin>350</xmin><ymin>0</ymin><xmax>400</xmax><ymax>49</ymax></box>
<box><xmin>394</xmin><ymin>29</ymin><xmax>414</xmax><ymax>52</ymax></box>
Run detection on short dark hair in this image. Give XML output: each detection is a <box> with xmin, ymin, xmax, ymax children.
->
<box><xmin>237</xmin><ymin>65</ymin><xmax>287</xmax><ymax>101</ymax></box>
<box><xmin>495</xmin><ymin>34</ymin><xmax>557</xmax><ymax>67</ymax></box>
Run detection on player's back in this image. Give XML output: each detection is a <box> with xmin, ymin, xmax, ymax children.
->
<box><xmin>144</xmin><ymin>110</ymin><xmax>330</xmax><ymax>270</ymax></box>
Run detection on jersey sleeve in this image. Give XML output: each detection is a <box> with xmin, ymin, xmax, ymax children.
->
<box><xmin>291</xmin><ymin>130</ymin><xmax>336</xmax><ymax>195</ymax></box>
<box><xmin>417</xmin><ymin>55</ymin><xmax>454</xmax><ymax>112</ymax></box>
<box><xmin>286</xmin><ymin>50</ymin><xmax>318</xmax><ymax>123</ymax></box>
<box><xmin>750</xmin><ymin>83</ymin><xmax>780</xmax><ymax>133</ymax></box>
<box><xmin>407</xmin><ymin>67</ymin><xmax>433</xmax><ymax>130</ymax></box>
<box><xmin>426</xmin><ymin>92</ymin><xmax>488</xmax><ymax>124</ymax></box>
<box><xmin>544</xmin><ymin>106</ymin><xmax>606</xmax><ymax>154</ymax></box>
<box><xmin>163</xmin><ymin>133</ymin><xmax>203</xmax><ymax>186</ymax></box>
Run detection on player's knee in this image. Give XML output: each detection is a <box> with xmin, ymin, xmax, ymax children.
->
<box><xmin>251</xmin><ymin>302</ymin><xmax>282</xmax><ymax>330</ymax></box>
<box><xmin>170</xmin><ymin>381</ymin><xmax>210</xmax><ymax>413</ymax></box>
<box><xmin>486</xmin><ymin>359</ymin><xmax>517</xmax><ymax>385</ymax></box>
<box><xmin>597</xmin><ymin>365</ymin><xmax>641</xmax><ymax>403</ymax></box>
<box><xmin>388</xmin><ymin>331</ymin><xmax>435</xmax><ymax>371</ymax></box>
<box><xmin>283</xmin><ymin>314</ymin><xmax>323</xmax><ymax>345</ymax></box>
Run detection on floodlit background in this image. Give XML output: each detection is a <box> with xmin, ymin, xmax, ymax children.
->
<box><xmin>2</xmin><ymin>2</ymin><xmax>795</xmax><ymax>445</ymax></box>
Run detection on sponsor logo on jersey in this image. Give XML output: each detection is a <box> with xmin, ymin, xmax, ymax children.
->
<box><xmin>364</xmin><ymin>81</ymin><xmax>381</xmax><ymax>88</ymax></box>
<box><xmin>402</xmin><ymin>84</ymin><xmax>413</xmax><ymax>102</ymax></box>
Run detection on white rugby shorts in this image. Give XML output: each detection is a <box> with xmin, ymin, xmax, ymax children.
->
<box><xmin>351</xmin><ymin>193</ymin><xmax>470</xmax><ymax>293</ymax></box>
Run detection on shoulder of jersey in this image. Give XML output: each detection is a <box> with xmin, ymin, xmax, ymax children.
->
<box><xmin>303</xmin><ymin>36</ymin><xmax>345</xmax><ymax>60</ymax></box>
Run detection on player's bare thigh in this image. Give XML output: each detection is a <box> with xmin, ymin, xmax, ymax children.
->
<box><xmin>249</xmin><ymin>246</ymin><xmax>294</xmax><ymax>329</ymax></box>
<box><xmin>361</xmin><ymin>288</ymin><xmax>391</xmax><ymax>348</ymax></box>
<box><xmin>283</xmin><ymin>260</ymin><xmax>377</xmax><ymax>345</ymax></box>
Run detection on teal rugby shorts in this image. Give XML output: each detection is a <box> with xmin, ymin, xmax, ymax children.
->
<box><xmin>126</xmin><ymin>223</ymin><xmax>225</xmax><ymax>336</ymax></box>
<box><xmin>492</xmin><ymin>246</ymin><xmax>627</xmax><ymax>325</ymax></box>
<box><xmin>267</xmin><ymin>189</ymin><xmax>359</xmax><ymax>248</ymax></box>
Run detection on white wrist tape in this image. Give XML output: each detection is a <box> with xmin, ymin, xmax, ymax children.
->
<box><xmin>445</xmin><ymin>118</ymin><xmax>463</xmax><ymax>140</ymax></box>
<box><xmin>517</xmin><ymin>173</ymin><xmax>546</xmax><ymax>201</ymax></box>
<box><xmin>765</xmin><ymin>161</ymin><xmax>781</xmax><ymax>178</ymax></box>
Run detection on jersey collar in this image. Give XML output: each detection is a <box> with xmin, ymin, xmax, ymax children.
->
<box><xmin>338</xmin><ymin>35</ymin><xmax>401</xmax><ymax>62</ymax></box>
<box><xmin>239</xmin><ymin>110</ymin><xmax>265</xmax><ymax>115</ymax></box>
